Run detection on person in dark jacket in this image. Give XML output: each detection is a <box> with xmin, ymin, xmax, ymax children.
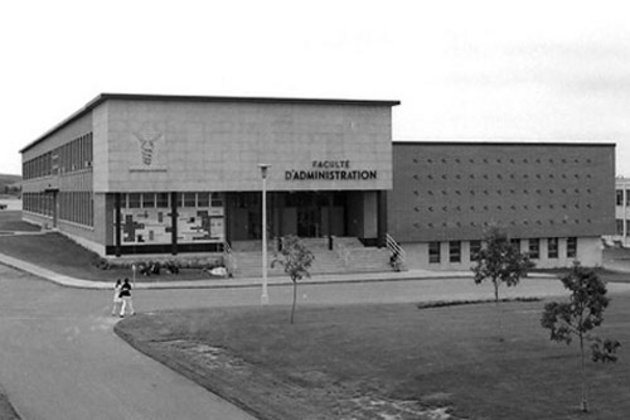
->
<box><xmin>119</xmin><ymin>278</ymin><xmax>135</xmax><ymax>317</ymax></box>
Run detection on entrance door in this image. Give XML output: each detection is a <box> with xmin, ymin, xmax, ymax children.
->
<box><xmin>297</xmin><ymin>207</ymin><xmax>319</xmax><ymax>237</ymax></box>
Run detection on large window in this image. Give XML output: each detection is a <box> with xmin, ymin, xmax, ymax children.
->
<box><xmin>429</xmin><ymin>242</ymin><xmax>441</xmax><ymax>264</ymax></box>
<box><xmin>548</xmin><ymin>238</ymin><xmax>559</xmax><ymax>259</ymax></box>
<box><xmin>529</xmin><ymin>239</ymin><xmax>540</xmax><ymax>259</ymax></box>
<box><xmin>510</xmin><ymin>238</ymin><xmax>520</xmax><ymax>252</ymax></box>
<box><xmin>449</xmin><ymin>241</ymin><xmax>461</xmax><ymax>263</ymax></box>
<box><xmin>617</xmin><ymin>190</ymin><xmax>623</xmax><ymax>206</ymax></box>
<box><xmin>567</xmin><ymin>237</ymin><xmax>577</xmax><ymax>259</ymax></box>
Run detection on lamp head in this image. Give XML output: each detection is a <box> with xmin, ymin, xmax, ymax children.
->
<box><xmin>258</xmin><ymin>163</ymin><xmax>271</xmax><ymax>179</ymax></box>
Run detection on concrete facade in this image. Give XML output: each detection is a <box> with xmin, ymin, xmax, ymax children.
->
<box><xmin>20</xmin><ymin>94</ymin><xmax>616</xmax><ymax>269</ymax></box>
<box><xmin>21</xmin><ymin>94</ymin><xmax>396</xmax><ymax>257</ymax></box>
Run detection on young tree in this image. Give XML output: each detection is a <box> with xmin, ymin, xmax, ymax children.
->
<box><xmin>272</xmin><ymin>235</ymin><xmax>314</xmax><ymax>324</ymax></box>
<box><xmin>541</xmin><ymin>263</ymin><xmax>621</xmax><ymax>412</ymax></box>
<box><xmin>472</xmin><ymin>226</ymin><xmax>535</xmax><ymax>302</ymax></box>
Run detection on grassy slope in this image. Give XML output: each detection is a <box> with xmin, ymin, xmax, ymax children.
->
<box><xmin>116</xmin><ymin>295</ymin><xmax>630</xmax><ymax>420</ymax></box>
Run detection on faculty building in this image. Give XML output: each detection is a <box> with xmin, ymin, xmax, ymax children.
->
<box><xmin>20</xmin><ymin>93</ymin><xmax>615</xmax><ymax>273</ymax></box>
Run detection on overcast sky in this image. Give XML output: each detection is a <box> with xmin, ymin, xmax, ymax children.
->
<box><xmin>2</xmin><ymin>0</ymin><xmax>629</xmax><ymax>176</ymax></box>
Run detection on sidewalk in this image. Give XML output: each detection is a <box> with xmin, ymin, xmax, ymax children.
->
<box><xmin>0</xmin><ymin>251</ymin><xmax>557</xmax><ymax>290</ymax></box>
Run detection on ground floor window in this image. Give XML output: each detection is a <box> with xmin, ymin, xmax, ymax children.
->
<box><xmin>617</xmin><ymin>219</ymin><xmax>624</xmax><ymax>235</ymax></box>
<box><xmin>547</xmin><ymin>237</ymin><xmax>559</xmax><ymax>259</ymax></box>
<box><xmin>567</xmin><ymin>237</ymin><xmax>577</xmax><ymax>258</ymax></box>
<box><xmin>510</xmin><ymin>238</ymin><xmax>520</xmax><ymax>252</ymax></box>
<box><xmin>449</xmin><ymin>241</ymin><xmax>461</xmax><ymax>263</ymax></box>
<box><xmin>529</xmin><ymin>239</ymin><xmax>540</xmax><ymax>259</ymax></box>
<box><xmin>116</xmin><ymin>191</ymin><xmax>224</xmax><ymax>245</ymax></box>
<box><xmin>470</xmin><ymin>240</ymin><xmax>481</xmax><ymax>261</ymax></box>
<box><xmin>429</xmin><ymin>241</ymin><xmax>441</xmax><ymax>263</ymax></box>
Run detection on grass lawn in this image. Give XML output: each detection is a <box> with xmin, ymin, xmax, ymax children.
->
<box><xmin>115</xmin><ymin>294</ymin><xmax>630</xmax><ymax>420</ymax></box>
<box><xmin>0</xmin><ymin>211</ymin><xmax>41</xmax><ymax>232</ymax></box>
<box><xmin>0</xmin><ymin>211</ymin><xmax>218</xmax><ymax>283</ymax></box>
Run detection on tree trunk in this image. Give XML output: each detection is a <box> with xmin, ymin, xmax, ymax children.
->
<box><xmin>290</xmin><ymin>280</ymin><xmax>297</xmax><ymax>324</ymax></box>
<box><xmin>580</xmin><ymin>333</ymin><xmax>588</xmax><ymax>412</ymax></box>
<box><xmin>493</xmin><ymin>280</ymin><xmax>499</xmax><ymax>303</ymax></box>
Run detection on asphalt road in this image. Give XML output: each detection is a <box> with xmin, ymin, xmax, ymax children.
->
<box><xmin>0</xmin><ymin>263</ymin><xmax>595</xmax><ymax>420</ymax></box>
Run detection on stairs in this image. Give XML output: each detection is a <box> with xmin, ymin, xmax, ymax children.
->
<box><xmin>229</xmin><ymin>237</ymin><xmax>393</xmax><ymax>278</ymax></box>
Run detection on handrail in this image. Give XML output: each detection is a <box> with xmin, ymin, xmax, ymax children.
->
<box><xmin>385</xmin><ymin>233</ymin><xmax>406</xmax><ymax>271</ymax></box>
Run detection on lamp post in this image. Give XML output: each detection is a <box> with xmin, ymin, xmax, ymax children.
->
<box><xmin>258</xmin><ymin>163</ymin><xmax>271</xmax><ymax>305</ymax></box>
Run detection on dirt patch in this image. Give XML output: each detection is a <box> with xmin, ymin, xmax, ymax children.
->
<box><xmin>140</xmin><ymin>337</ymin><xmax>461</xmax><ymax>420</ymax></box>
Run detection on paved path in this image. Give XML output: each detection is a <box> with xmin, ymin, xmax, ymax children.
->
<box><xmin>2</xmin><ymin>254</ymin><xmax>629</xmax><ymax>420</ymax></box>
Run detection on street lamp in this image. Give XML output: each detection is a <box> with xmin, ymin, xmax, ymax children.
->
<box><xmin>258</xmin><ymin>163</ymin><xmax>271</xmax><ymax>305</ymax></box>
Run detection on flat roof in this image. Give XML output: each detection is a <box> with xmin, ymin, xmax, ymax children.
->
<box><xmin>393</xmin><ymin>140</ymin><xmax>616</xmax><ymax>148</ymax></box>
<box><xmin>21</xmin><ymin>93</ymin><xmax>401</xmax><ymax>153</ymax></box>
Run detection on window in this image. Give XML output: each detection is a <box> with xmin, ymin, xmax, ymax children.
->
<box><xmin>529</xmin><ymin>239</ymin><xmax>540</xmax><ymax>259</ymax></box>
<box><xmin>617</xmin><ymin>220</ymin><xmax>625</xmax><ymax>235</ymax></box>
<box><xmin>567</xmin><ymin>237</ymin><xmax>577</xmax><ymax>259</ymax></box>
<box><xmin>510</xmin><ymin>238</ymin><xmax>520</xmax><ymax>252</ymax></box>
<box><xmin>211</xmin><ymin>193</ymin><xmax>224</xmax><ymax>207</ymax></box>
<box><xmin>197</xmin><ymin>192</ymin><xmax>210</xmax><ymax>207</ymax></box>
<box><xmin>142</xmin><ymin>193</ymin><xmax>155</xmax><ymax>208</ymax></box>
<box><xmin>449</xmin><ymin>241</ymin><xmax>461</xmax><ymax>263</ymax></box>
<box><xmin>429</xmin><ymin>242</ymin><xmax>441</xmax><ymax>264</ymax></box>
<box><xmin>470</xmin><ymin>240</ymin><xmax>481</xmax><ymax>261</ymax></box>
<box><xmin>156</xmin><ymin>193</ymin><xmax>169</xmax><ymax>208</ymax></box>
<box><xmin>128</xmin><ymin>193</ymin><xmax>141</xmax><ymax>208</ymax></box>
<box><xmin>627</xmin><ymin>190</ymin><xmax>630</xmax><ymax>206</ymax></box>
<box><xmin>548</xmin><ymin>238</ymin><xmax>559</xmax><ymax>259</ymax></box>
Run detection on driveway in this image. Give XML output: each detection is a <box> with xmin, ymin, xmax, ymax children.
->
<box><xmin>0</xmin><ymin>263</ymin><xmax>587</xmax><ymax>420</ymax></box>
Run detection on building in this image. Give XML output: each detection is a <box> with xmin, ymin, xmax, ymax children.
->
<box><xmin>388</xmin><ymin>142</ymin><xmax>615</xmax><ymax>269</ymax></box>
<box><xmin>20</xmin><ymin>93</ymin><xmax>615</xmax><ymax>270</ymax></box>
<box><xmin>609</xmin><ymin>176</ymin><xmax>630</xmax><ymax>246</ymax></box>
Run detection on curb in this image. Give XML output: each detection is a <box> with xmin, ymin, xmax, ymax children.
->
<box><xmin>0</xmin><ymin>252</ymin><xmax>558</xmax><ymax>290</ymax></box>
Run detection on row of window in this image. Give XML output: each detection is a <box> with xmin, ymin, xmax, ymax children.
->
<box><xmin>428</xmin><ymin>237</ymin><xmax>578</xmax><ymax>264</ymax></box>
<box><xmin>419</xmin><ymin>188</ymin><xmax>592</xmax><ymax>196</ymax></box>
<box><xmin>420</xmin><ymin>173</ymin><xmax>592</xmax><ymax>181</ymax></box>
<box><xmin>615</xmin><ymin>189</ymin><xmax>630</xmax><ymax>206</ymax></box>
<box><xmin>23</xmin><ymin>133</ymin><xmax>93</xmax><ymax>180</ymax></box>
<box><xmin>120</xmin><ymin>192</ymin><xmax>224</xmax><ymax>209</ymax></box>
<box><xmin>22</xmin><ymin>191</ymin><xmax>94</xmax><ymax>227</ymax></box>
<box><xmin>417</xmin><ymin>157</ymin><xmax>592</xmax><ymax>165</ymax></box>
<box><xmin>418</xmin><ymin>219</ymin><xmax>592</xmax><ymax>229</ymax></box>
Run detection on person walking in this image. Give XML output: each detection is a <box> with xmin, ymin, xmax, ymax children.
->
<box><xmin>119</xmin><ymin>278</ymin><xmax>135</xmax><ymax>317</ymax></box>
<box><xmin>111</xmin><ymin>279</ymin><xmax>123</xmax><ymax>316</ymax></box>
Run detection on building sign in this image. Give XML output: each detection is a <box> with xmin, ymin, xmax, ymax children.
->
<box><xmin>285</xmin><ymin>160</ymin><xmax>377</xmax><ymax>181</ymax></box>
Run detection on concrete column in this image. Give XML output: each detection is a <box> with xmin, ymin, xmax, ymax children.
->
<box><xmin>171</xmin><ymin>192</ymin><xmax>178</xmax><ymax>255</ymax></box>
<box><xmin>377</xmin><ymin>190</ymin><xmax>387</xmax><ymax>248</ymax></box>
<box><xmin>114</xmin><ymin>193</ymin><xmax>121</xmax><ymax>257</ymax></box>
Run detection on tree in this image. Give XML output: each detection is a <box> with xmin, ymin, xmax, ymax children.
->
<box><xmin>472</xmin><ymin>226</ymin><xmax>535</xmax><ymax>303</ymax></box>
<box><xmin>272</xmin><ymin>235</ymin><xmax>315</xmax><ymax>324</ymax></box>
<box><xmin>541</xmin><ymin>263</ymin><xmax>621</xmax><ymax>412</ymax></box>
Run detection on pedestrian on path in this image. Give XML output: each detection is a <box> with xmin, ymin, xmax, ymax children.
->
<box><xmin>111</xmin><ymin>279</ymin><xmax>122</xmax><ymax>316</ymax></box>
<box><xmin>119</xmin><ymin>278</ymin><xmax>135</xmax><ymax>317</ymax></box>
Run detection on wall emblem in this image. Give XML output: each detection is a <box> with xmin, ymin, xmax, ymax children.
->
<box><xmin>133</xmin><ymin>131</ymin><xmax>163</xmax><ymax>166</ymax></box>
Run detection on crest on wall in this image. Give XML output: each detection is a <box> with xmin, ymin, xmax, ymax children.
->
<box><xmin>133</xmin><ymin>130</ymin><xmax>163</xmax><ymax>166</ymax></box>
<box><xmin>129</xmin><ymin>123</ymin><xmax>167</xmax><ymax>172</ymax></box>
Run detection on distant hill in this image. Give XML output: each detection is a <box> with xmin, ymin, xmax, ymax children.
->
<box><xmin>0</xmin><ymin>174</ymin><xmax>21</xmax><ymax>196</ymax></box>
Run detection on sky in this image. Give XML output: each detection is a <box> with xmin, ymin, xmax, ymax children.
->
<box><xmin>1</xmin><ymin>0</ymin><xmax>629</xmax><ymax>176</ymax></box>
